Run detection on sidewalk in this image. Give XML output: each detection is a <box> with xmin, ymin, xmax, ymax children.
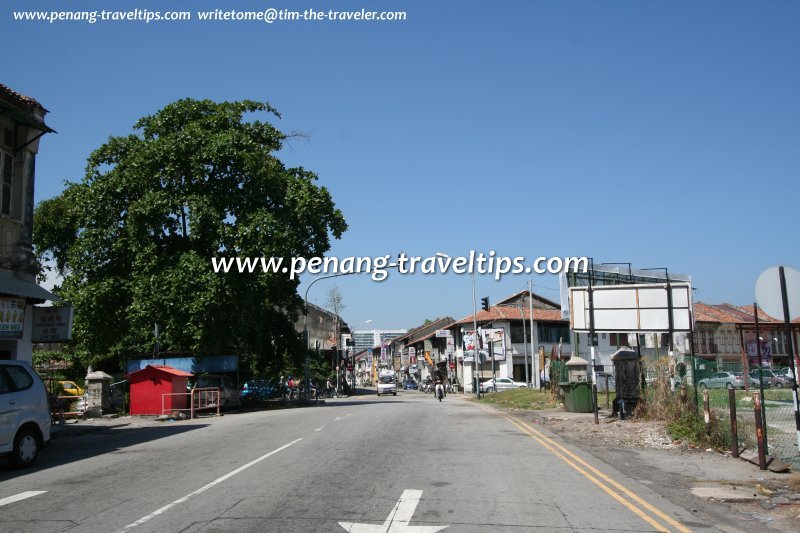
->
<box><xmin>511</xmin><ymin>406</ymin><xmax>800</xmax><ymax>530</ymax></box>
<box><xmin>50</xmin><ymin>414</ymin><xmax>173</xmax><ymax>439</ymax></box>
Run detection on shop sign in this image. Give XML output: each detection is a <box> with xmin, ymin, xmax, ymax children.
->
<box><xmin>0</xmin><ymin>298</ymin><xmax>25</xmax><ymax>339</ymax></box>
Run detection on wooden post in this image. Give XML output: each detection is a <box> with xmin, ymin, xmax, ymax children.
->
<box><xmin>703</xmin><ymin>389</ymin><xmax>711</xmax><ymax>435</ymax></box>
<box><xmin>728</xmin><ymin>387</ymin><xmax>738</xmax><ymax>458</ymax></box>
<box><xmin>753</xmin><ymin>392</ymin><xmax>767</xmax><ymax>470</ymax></box>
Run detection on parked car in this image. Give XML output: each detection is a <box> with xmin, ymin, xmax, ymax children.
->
<box><xmin>480</xmin><ymin>377</ymin><xmax>526</xmax><ymax>393</ymax></box>
<box><xmin>195</xmin><ymin>374</ymin><xmax>242</xmax><ymax>409</ymax></box>
<box><xmin>0</xmin><ymin>361</ymin><xmax>51</xmax><ymax>468</ymax></box>
<box><xmin>59</xmin><ymin>380</ymin><xmax>85</xmax><ymax>396</ymax></box>
<box><xmin>749</xmin><ymin>369</ymin><xmax>789</xmax><ymax>388</ymax></box>
<box><xmin>698</xmin><ymin>371</ymin><xmax>763</xmax><ymax>390</ymax></box>
<box><xmin>403</xmin><ymin>380</ymin><xmax>418</xmax><ymax>390</ymax></box>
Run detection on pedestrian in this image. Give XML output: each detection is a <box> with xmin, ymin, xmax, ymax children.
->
<box><xmin>540</xmin><ymin>368</ymin><xmax>546</xmax><ymax>391</ymax></box>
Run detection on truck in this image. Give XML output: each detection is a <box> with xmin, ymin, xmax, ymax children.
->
<box><xmin>377</xmin><ymin>369</ymin><xmax>397</xmax><ymax>396</ymax></box>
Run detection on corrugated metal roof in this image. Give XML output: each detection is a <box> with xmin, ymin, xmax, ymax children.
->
<box><xmin>0</xmin><ymin>272</ymin><xmax>56</xmax><ymax>302</ymax></box>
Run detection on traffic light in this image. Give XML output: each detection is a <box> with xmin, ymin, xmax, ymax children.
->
<box><xmin>481</xmin><ymin>297</ymin><xmax>490</xmax><ymax>312</ymax></box>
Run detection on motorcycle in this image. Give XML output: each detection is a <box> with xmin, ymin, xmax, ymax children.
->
<box><xmin>435</xmin><ymin>383</ymin><xmax>444</xmax><ymax>402</ymax></box>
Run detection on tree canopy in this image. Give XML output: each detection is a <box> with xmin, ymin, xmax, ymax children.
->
<box><xmin>34</xmin><ymin>99</ymin><xmax>347</xmax><ymax>373</ymax></box>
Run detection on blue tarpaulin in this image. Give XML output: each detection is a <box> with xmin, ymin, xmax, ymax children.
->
<box><xmin>125</xmin><ymin>355</ymin><xmax>238</xmax><ymax>375</ymax></box>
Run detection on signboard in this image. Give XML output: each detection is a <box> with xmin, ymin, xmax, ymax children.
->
<box><xmin>570</xmin><ymin>283</ymin><xmax>693</xmax><ymax>332</ymax></box>
<box><xmin>449</xmin><ymin>362</ymin><xmax>455</xmax><ymax>370</ymax></box>
<box><xmin>408</xmin><ymin>347</ymin><xmax>416</xmax><ymax>364</ymax></box>
<box><xmin>462</xmin><ymin>329</ymin><xmax>477</xmax><ymax>362</ymax></box>
<box><xmin>380</xmin><ymin>344</ymin><xmax>388</xmax><ymax>364</ymax></box>
<box><xmin>446</xmin><ymin>337</ymin><xmax>454</xmax><ymax>354</ymax></box>
<box><xmin>31</xmin><ymin>306</ymin><xmax>74</xmax><ymax>342</ymax></box>
<box><xmin>480</xmin><ymin>328</ymin><xmax>506</xmax><ymax>361</ymax></box>
<box><xmin>435</xmin><ymin>329</ymin><xmax>451</xmax><ymax>338</ymax></box>
<box><xmin>0</xmin><ymin>298</ymin><xmax>25</xmax><ymax>339</ymax></box>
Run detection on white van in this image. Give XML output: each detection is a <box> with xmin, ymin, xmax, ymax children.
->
<box><xmin>0</xmin><ymin>361</ymin><xmax>51</xmax><ymax>468</ymax></box>
<box><xmin>376</xmin><ymin>369</ymin><xmax>397</xmax><ymax>396</ymax></box>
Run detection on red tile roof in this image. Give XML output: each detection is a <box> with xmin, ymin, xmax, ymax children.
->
<box><xmin>452</xmin><ymin>306</ymin><xmax>565</xmax><ymax>326</ymax></box>
<box><xmin>0</xmin><ymin>83</ymin><xmax>46</xmax><ymax>112</ymax></box>
<box><xmin>694</xmin><ymin>302</ymin><xmax>781</xmax><ymax>324</ymax></box>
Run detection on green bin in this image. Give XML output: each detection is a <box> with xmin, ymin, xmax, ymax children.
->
<box><xmin>559</xmin><ymin>381</ymin><xmax>593</xmax><ymax>413</ymax></box>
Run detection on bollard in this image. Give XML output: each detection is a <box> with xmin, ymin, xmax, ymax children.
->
<box><xmin>753</xmin><ymin>392</ymin><xmax>767</xmax><ymax>470</ymax></box>
<box><xmin>728</xmin><ymin>388</ymin><xmax>738</xmax><ymax>458</ymax></box>
<box><xmin>703</xmin><ymin>389</ymin><xmax>711</xmax><ymax>435</ymax></box>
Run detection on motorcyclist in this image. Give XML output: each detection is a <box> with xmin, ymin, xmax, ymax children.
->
<box><xmin>434</xmin><ymin>375</ymin><xmax>445</xmax><ymax>401</ymax></box>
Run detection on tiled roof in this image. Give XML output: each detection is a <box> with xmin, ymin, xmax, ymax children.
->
<box><xmin>694</xmin><ymin>302</ymin><xmax>781</xmax><ymax>324</ymax></box>
<box><xmin>496</xmin><ymin>289</ymin><xmax>560</xmax><ymax>309</ymax></box>
<box><xmin>452</xmin><ymin>306</ymin><xmax>565</xmax><ymax>326</ymax></box>
<box><xmin>0</xmin><ymin>83</ymin><xmax>44</xmax><ymax>111</ymax></box>
<box><xmin>403</xmin><ymin>317</ymin><xmax>456</xmax><ymax>344</ymax></box>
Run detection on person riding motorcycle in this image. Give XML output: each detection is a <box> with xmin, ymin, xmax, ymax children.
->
<box><xmin>434</xmin><ymin>376</ymin><xmax>445</xmax><ymax>401</ymax></box>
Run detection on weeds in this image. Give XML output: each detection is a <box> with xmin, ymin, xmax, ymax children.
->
<box><xmin>637</xmin><ymin>357</ymin><xmax>730</xmax><ymax>450</ymax></box>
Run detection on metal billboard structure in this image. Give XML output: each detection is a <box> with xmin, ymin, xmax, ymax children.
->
<box><xmin>570</xmin><ymin>283</ymin><xmax>693</xmax><ymax>333</ymax></box>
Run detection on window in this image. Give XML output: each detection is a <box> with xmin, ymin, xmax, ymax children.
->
<box><xmin>5</xmin><ymin>366</ymin><xmax>33</xmax><ymax>391</ymax></box>
<box><xmin>537</xmin><ymin>323</ymin><xmax>570</xmax><ymax>344</ymax></box>
<box><xmin>609</xmin><ymin>333</ymin><xmax>630</xmax><ymax>347</ymax></box>
<box><xmin>510</xmin><ymin>324</ymin><xmax>526</xmax><ymax>343</ymax></box>
<box><xmin>1</xmin><ymin>149</ymin><xmax>12</xmax><ymax>216</ymax></box>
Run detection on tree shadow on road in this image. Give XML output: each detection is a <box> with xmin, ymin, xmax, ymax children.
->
<box><xmin>0</xmin><ymin>422</ymin><xmax>208</xmax><ymax>480</ymax></box>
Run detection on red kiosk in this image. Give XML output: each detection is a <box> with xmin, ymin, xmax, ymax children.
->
<box><xmin>126</xmin><ymin>365</ymin><xmax>193</xmax><ymax>415</ymax></box>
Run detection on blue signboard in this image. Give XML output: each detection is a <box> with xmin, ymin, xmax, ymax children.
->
<box><xmin>126</xmin><ymin>355</ymin><xmax>238</xmax><ymax>375</ymax></box>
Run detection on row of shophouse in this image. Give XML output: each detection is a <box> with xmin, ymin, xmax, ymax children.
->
<box><xmin>353</xmin><ymin>289</ymin><xmax>800</xmax><ymax>393</ymax></box>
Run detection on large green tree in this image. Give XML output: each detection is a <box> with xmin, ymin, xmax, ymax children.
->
<box><xmin>34</xmin><ymin>99</ymin><xmax>347</xmax><ymax>373</ymax></box>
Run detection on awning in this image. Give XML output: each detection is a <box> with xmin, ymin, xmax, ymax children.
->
<box><xmin>0</xmin><ymin>272</ymin><xmax>56</xmax><ymax>303</ymax></box>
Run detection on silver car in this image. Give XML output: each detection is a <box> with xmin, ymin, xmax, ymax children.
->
<box><xmin>0</xmin><ymin>361</ymin><xmax>51</xmax><ymax>468</ymax></box>
<box><xmin>480</xmin><ymin>377</ymin><xmax>527</xmax><ymax>393</ymax></box>
<box><xmin>698</xmin><ymin>371</ymin><xmax>760</xmax><ymax>390</ymax></box>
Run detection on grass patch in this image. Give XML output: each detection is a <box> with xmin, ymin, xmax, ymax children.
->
<box><xmin>475</xmin><ymin>388</ymin><xmax>559</xmax><ymax>410</ymax></box>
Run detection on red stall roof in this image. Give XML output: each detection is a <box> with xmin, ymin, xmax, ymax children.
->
<box><xmin>125</xmin><ymin>364</ymin><xmax>194</xmax><ymax>380</ymax></box>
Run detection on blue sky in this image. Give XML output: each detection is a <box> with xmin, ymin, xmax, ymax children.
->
<box><xmin>6</xmin><ymin>0</ymin><xmax>800</xmax><ymax>330</ymax></box>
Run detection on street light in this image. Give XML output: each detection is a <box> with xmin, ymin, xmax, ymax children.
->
<box><xmin>303</xmin><ymin>272</ymin><xmax>363</xmax><ymax>401</ymax></box>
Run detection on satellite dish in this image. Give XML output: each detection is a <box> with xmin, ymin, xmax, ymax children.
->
<box><xmin>755</xmin><ymin>266</ymin><xmax>800</xmax><ymax>321</ymax></box>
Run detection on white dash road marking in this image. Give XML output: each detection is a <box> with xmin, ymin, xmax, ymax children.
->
<box><xmin>115</xmin><ymin>438</ymin><xmax>302</xmax><ymax>533</ymax></box>
<box><xmin>315</xmin><ymin>426</ymin><xmax>325</xmax><ymax>431</ymax></box>
<box><xmin>339</xmin><ymin>489</ymin><xmax>448</xmax><ymax>532</ymax></box>
<box><xmin>0</xmin><ymin>491</ymin><xmax>47</xmax><ymax>507</ymax></box>
<box><xmin>334</xmin><ymin>417</ymin><xmax>342</xmax><ymax>421</ymax></box>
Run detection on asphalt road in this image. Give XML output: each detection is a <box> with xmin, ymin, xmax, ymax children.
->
<box><xmin>1</xmin><ymin>391</ymin><xmax>705</xmax><ymax>532</ymax></box>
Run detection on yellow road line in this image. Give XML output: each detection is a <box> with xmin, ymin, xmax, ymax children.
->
<box><xmin>495</xmin><ymin>411</ymin><xmax>692</xmax><ymax>533</ymax></box>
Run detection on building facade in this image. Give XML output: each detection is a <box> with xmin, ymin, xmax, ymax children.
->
<box><xmin>0</xmin><ymin>83</ymin><xmax>56</xmax><ymax>363</ymax></box>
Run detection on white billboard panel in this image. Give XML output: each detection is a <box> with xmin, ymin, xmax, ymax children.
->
<box><xmin>569</xmin><ymin>283</ymin><xmax>692</xmax><ymax>332</ymax></box>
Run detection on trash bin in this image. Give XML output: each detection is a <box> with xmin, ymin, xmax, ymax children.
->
<box><xmin>560</xmin><ymin>381</ymin><xmax>594</xmax><ymax>413</ymax></box>
<box><xmin>560</xmin><ymin>356</ymin><xmax>594</xmax><ymax>413</ymax></box>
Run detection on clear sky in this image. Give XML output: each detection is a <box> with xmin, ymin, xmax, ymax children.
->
<box><xmin>6</xmin><ymin>0</ymin><xmax>799</xmax><ymax>330</ymax></box>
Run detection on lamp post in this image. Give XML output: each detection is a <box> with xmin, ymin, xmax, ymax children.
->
<box><xmin>303</xmin><ymin>272</ymin><xmax>362</xmax><ymax>401</ymax></box>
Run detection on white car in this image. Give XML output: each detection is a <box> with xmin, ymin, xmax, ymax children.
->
<box><xmin>480</xmin><ymin>377</ymin><xmax>526</xmax><ymax>393</ymax></box>
<box><xmin>0</xmin><ymin>361</ymin><xmax>51</xmax><ymax>468</ymax></box>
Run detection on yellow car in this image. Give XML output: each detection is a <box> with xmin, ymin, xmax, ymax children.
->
<box><xmin>59</xmin><ymin>381</ymin><xmax>85</xmax><ymax>396</ymax></box>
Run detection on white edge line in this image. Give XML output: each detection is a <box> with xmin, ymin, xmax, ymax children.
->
<box><xmin>115</xmin><ymin>437</ymin><xmax>303</xmax><ymax>533</ymax></box>
<box><xmin>0</xmin><ymin>491</ymin><xmax>47</xmax><ymax>507</ymax></box>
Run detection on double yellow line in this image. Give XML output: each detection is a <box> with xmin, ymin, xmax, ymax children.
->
<box><xmin>500</xmin><ymin>412</ymin><xmax>692</xmax><ymax>533</ymax></box>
